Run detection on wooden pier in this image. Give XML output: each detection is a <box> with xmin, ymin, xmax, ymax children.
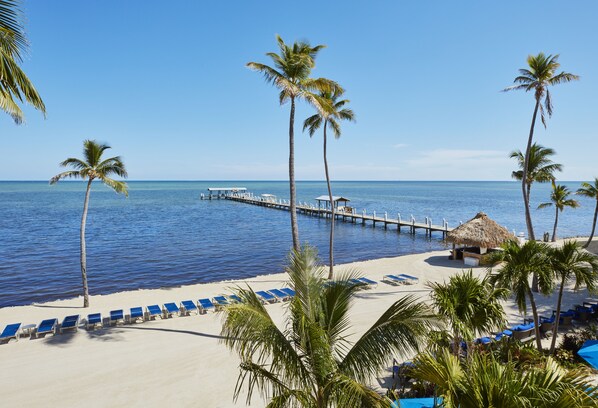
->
<box><xmin>226</xmin><ymin>195</ymin><xmax>453</xmax><ymax>238</ymax></box>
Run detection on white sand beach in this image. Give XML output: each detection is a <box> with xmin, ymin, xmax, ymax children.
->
<box><xmin>1</xmin><ymin>242</ymin><xmax>596</xmax><ymax>407</ymax></box>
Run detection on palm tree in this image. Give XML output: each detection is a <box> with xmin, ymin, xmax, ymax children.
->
<box><xmin>303</xmin><ymin>90</ymin><xmax>355</xmax><ymax>279</ymax></box>
<box><xmin>504</xmin><ymin>53</ymin><xmax>579</xmax><ymax>242</ymax></box>
<box><xmin>247</xmin><ymin>35</ymin><xmax>339</xmax><ymax>252</ymax></box>
<box><xmin>50</xmin><ymin>140</ymin><xmax>128</xmax><ymax>307</ymax></box>
<box><xmin>577</xmin><ymin>178</ymin><xmax>598</xmax><ymax>248</ymax></box>
<box><xmin>220</xmin><ymin>246</ymin><xmax>440</xmax><ymax>407</ymax></box>
<box><xmin>428</xmin><ymin>270</ymin><xmax>508</xmax><ymax>355</ymax></box>
<box><xmin>538</xmin><ymin>183</ymin><xmax>580</xmax><ymax>242</ymax></box>
<box><xmin>510</xmin><ymin>143</ymin><xmax>562</xmax><ymax>203</ymax></box>
<box><xmin>487</xmin><ymin>240</ymin><xmax>553</xmax><ymax>351</ymax></box>
<box><xmin>0</xmin><ymin>0</ymin><xmax>46</xmax><ymax>124</ymax></box>
<box><xmin>411</xmin><ymin>349</ymin><xmax>598</xmax><ymax>408</ymax></box>
<box><xmin>548</xmin><ymin>241</ymin><xmax>598</xmax><ymax>354</ymax></box>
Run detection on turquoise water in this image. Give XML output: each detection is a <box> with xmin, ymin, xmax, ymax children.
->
<box><xmin>0</xmin><ymin>180</ymin><xmax>595</xmax><ymax>307</ymax></box>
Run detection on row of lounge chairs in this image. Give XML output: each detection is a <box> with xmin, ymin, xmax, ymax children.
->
<box><xmin>382</xmin><ymin>274</ymin><xmax>419</xmax><ymax>285</ymax></box>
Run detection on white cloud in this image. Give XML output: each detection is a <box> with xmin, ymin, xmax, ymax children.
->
<box><xmin>393</xmin><ymin>143</ymin><xmax>409</xmax><ymax>149</ymax></box>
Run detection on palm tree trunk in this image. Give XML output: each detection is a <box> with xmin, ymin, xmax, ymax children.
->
<box><xmin>323</xmin><ymin>122</ymin><xmax>334</xmax><ymax>280</ymax></box>
<box><xmin>550</xmin><ymin>276</ymin><xmax>566</xmax><ymax>354</ymax></box>
<box><xmin>288</xmin><ymin>96</ymin><xmax>300</xmax><ymax>252</ymax></box>
<box><xmin>527</xmin><ymin>287</ymin><xmax>543</xmax><ymax>351</ymax></box>
<box><xmin>80</xmin><ymin>179</ymin><xmax>93</xmax><ymax>307</ymax></box>
<box><xmin>584</xmin><ymin>202</ymin><xmax>598</xmax><ymax>248</ymax></box>
<box><xmin>522</xmin><ymin>98</ymin><xmax>540</xmax><ymax>242</ymax></box>
<box><xmin>551</xmin><ymin>208</ymin><xmax>559</xmax><ymax>242</ymax></box>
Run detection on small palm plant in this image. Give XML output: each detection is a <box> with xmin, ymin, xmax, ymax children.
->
<box><xmin>486</xmin><ymin>240</ymin><xmax>553</xmax><ymax>351</ymax></box>
<box><xmin>50</xmin><ymin>140</ymin><xmax>128</xmax><ymax>307</ymax></box>
<box><xmin>303</xmin><ymin>89</ymin><xmax>355</xmax><ymax>279</ymax></box>
<box><xmin>538</xmin><ymin>183</ymin><xmax>580</xmax><ymax>242</ymax></box>
<box><xmin>220</xmin><ymin>246</ymin><xmax>439</xmax><ymax>407</ymax></box>
<box><xmin>577</xmin><ymin>178</ymin><xmax>598</xmax><ymax>248</ymax></box>
<box><xmin>548</xmin><ymin>241</ymin><xmax>598</xmax><ymax>354</ymax></box>
<box><xmin>428</xmin><ymin>270</ymin><xmax>508</xmax><ymax>355</ymax></box>
<box><xmin>504</xmin><ymin>53</ymin><xmax>579</xmax><ymax>241</ymax></box>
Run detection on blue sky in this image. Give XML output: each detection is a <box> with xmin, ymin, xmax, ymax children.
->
<box><xmin>0</xmin><ymin>0</ymin><xmax>596</xmax><ymax>180</ymax></box>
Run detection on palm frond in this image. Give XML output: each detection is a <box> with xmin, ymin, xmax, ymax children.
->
<box><xmin>49</xmin><ymin>170</ymin><xmax>82</xmax><ymax>184</ymax></box>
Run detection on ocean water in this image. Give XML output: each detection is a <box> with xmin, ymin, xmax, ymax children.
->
<box><xmin>0</xmin><ymin>180</ymin><xmax>595</xmax><ymax>307</ymax></box>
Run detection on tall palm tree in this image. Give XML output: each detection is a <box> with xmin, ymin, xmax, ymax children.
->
<box><xmin>428</xmin><ymin>270</ymin><xmax>508</xmax><ymax>355</ymax></box>
<box><xmin>504</xmin><ymin>53</ymin><xmax>579</xmax><ymax>242</ymax></box>
<box><xmin>411</xmin><ymin>349</ymin><xmax>598</xmax><ymax>408</ymax></box>
<box><xmin>0</xmin><ymin>0</ymin><xmax>45</xmax><ymax>124</ymax></box>
<box><xmin>303</xmin><ymin>90</ymin><xmax>355</xmax><ymax>279</ymax></box>
<box><xmin>510</xmin><ymin>143</ymin><xmax>562</xmax><ymax>203</ymax></box>
<box><xmin>577</xmin><ymin>178</ymin><xmax>598</xmax><ymax>248</ymax></box>
<box><xmin>220</xmin><ymin>245</ymin><xmax>440</xmax><ymax>407</ymax></box>
<box><xmin>548</xmin><ymin>241</ymin><xmax>598</xmax><ymax>354</ymax></box>
<box><xmin>487</xmin><ymin>240</ymin><xmax>553</xmax><ymax>351</ymax></box>
<box><xmin>50</xmin><ymin>140</ymin><xmax>128</xmax><ymax>307</ymax></box>
<box><xmin>247</xmin><ymin>35</ymin><xmax>339</xmax><ymax>252</ymax></box>
<box><xmin>538</xmin><ymin>183</ymin><xmax>580</xmax><ymax>242</ymax></box>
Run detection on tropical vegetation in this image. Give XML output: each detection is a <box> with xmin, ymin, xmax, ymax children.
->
<box><xmin>303</xmin><ymin>90</ymin><xmax>355</xmax><ymax>279</ymax></box>
<box><xmin>247</xmin><ymin>35</ymin><xmax>339</xmax><ymax>252</ymax></box>
<box><xmin>0</xmin><ymin>0</ymin><xmax>45</xmax><ymax>123</ymax></box>
<box><xmin>538</xmin><ymin>183</ymin><xmax>580</xmax><ymax>242</ymax></box>
<box><xmin>50</xmin><ymin>140</ymin><xmax>128</xmax><ymax>307</ymax></box>
<box><xmin>220</xmin><ymin>245</ymin><xmax>439</xmax><ymax>407</ymax></box>
<box><xmin>510</xmin><ymin>143</ymin><xmax>562</xmax><ymax>203</ymax></box>
<box><xmin>577</xmin><ymin>178</ymin><xmax>598</xmax><ymax>248</ymax></box>
<box><xmin>504</xmin><ymin>53</ymin><xmax>578</xmax><ymax>241</ymax></box>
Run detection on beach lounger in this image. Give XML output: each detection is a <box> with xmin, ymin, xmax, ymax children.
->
<box><xmin>198</xmin><ymin>298</ymin><xmax>216</xmax><ymax>313</ymax></box>
<box><xmin>357</xmin><ymin>277</ymin><xmax>378</xmax><ymax>288</ymax></box>
<box><xmin>398</xmin><ymin>274</ymin><xmax>419</xmax><ymax>283</ymax></box>
<box><xmin>511</xmin><ymin>323</ymin><xmax>536</xmax><ymax>343</ymax></box>
<box><xmin>109</xmin><ymin>309</ymin><xmax>125</xmax><ymax>325</ymax></box>
<box><xmin>348</xmin><ymin>278</ymin><xmax>367</xmax><ymax>288</ymax></box>
<box><xmin>539</xmin><ymin>316</ymin><xmax>555</xmax><ymax>336</ymax></box>
<box><xmin>180</xmin><ymin>300</ymin><xmax>199</xmax><ymax>315</ymax></box>
<box><xmin>163</xmin><ymin>302</ymin><xmax>180</xmax><ymax>318</ymax></box>
<box><xmin>86</xmin><ymin>313</ymin><xmax>102</xmax><ymax>330</ymax></box>
<box><xmin>227</xmin><ymin>294</ymin><xmax>243</xmax><ymax>303</ymax></box>
<box><xmin>255</xmin><ymin>290</ymin><xmax>277</xmax><ymax>304</ymax></box>
<box><xmin>0</xmin><ymin>323</ymin><xmax>21</xmax><ymax>343</ymax></box>
<box><xmin>281</xmin><ymin>288</ymin><xmax>295</xmax><ymax>298</ymax></box>
<box><xmin>383</xmin><ymin>275</ymin><xmax>407</xmax><ymax>285</ymax></box>
<box><xmin>129</xmin><ymin>307</ymin><xmax>144</xmax><ymax>323</ymax></box>
<box><xmin>574</xmin><ymin>305</ymin><xmax>592</xmax><ymax>323</ymax></box>
<box><xmin>60</xmin><ymin>315</ymin><xmax>80</xmax><ymax>333</ymax></box>
<box><xmin>147</xmin><ymin>305</ymin><xmax>163</xmax><ymax>320</ymax></box>
<box><xmin>36</xmin><ymin>318</ymin><xmax>58</xmax><ymax>338</ymax></box>
<box><xmin>213</xmin><ymin>296</ymin><xmax>230</xmax><ymax>309</ymax></box>
<box><xmin>268</xmin><ymin>288</ymin><xmax>291</xmax><ymax>301</ymax></box>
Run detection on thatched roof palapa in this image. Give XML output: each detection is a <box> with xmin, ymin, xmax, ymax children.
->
<box><xmin>446</xmin><ymin>212</ymin><xmax>514</xmax><ymax>248</ymax></box>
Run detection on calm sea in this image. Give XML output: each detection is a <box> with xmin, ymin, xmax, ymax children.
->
<box><xmin>0</xmin><ymin>181</ymin><xmax>594</xmax><ymax>307</ymax></box>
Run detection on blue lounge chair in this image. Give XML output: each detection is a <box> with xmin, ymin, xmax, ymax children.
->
<box><xmin>255</xmin><ymin>290</ymin><xmax>277</xmax><ymax>303</ymax></box>
<box><xmin>36</xmin><ymin>318</ymin><xmax>58</xmax><ymax>338</ymax></box>
<box><xmin>213</xmin><ymin>296</ymin><xmax>230</xmax><ymax>309</ymax></box>
<box><xmin>227</xmin><ymin>294</ymin><xmax>242</xmax><ymax>303</ymax></box>
<box><xmin>147</xmin><ymin>305</ymin><xmax>163</xmax><ymax>320</ymax></box>
<box><xmin>198</xmin><ymin>298</ymin><xmax>216</xmax><ymax>313</ymax></box>
<box><xmin>349</xmin><ymin>278</ymin><xmax>367</xmax><ymax>288</ymax></box>
<box><xmin>163</xmin><ymin>302</ymin><xmax>180</xmax><ymax>318</ymax></box>
<box><xmin>383</xmin><ymin>275</ymin><xmax>407</xmax><ymax>285</ymax></box>
<box><xmin>268</xmin><ymin>288</ymin><xmax>291</xmax><ymax>301</ymax></box>
<box><xmin>358</xmin><ymin>277</ymin><xmax>378</xmax><ymax>288</ymax></box>
<box><xmin>60</xmin><ymin>315</ymin><xmax>80</xmax><ymax>333</ymax></box>
<box><xmin>129</xmin><ymin>307</ymin><xmax>144</xmax><ymax>323</ymax></box>
<box><xmin>0</xmin><ymin>323</ymin><xmax>21</xmax><ymax>343</ymax></box>
<box><xmin>110</xmin><ymin>310</ymin><xmax>125</xmax><ymax>325</ymax></box>
<box><xmin>398</xmin><ymin>274</ymin><xmax>419</xmax><ymax>283</ymax></box>
<box><xmin>86</xmin><ymin>313</ymin><xmax>102</xmax><ymax>330</ymax></box>
<box><xmin>180</xmin><ymin>300</ymin><xmax>199</xmax><ymax>315</ymax></box>
<box><xmin>281</xmin><ymin>288</ymin><xmax>295</xmax><ymax>298</ymax></box>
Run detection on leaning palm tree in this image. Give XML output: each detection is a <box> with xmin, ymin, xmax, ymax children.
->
<box><xmin>504</xmin><ymin>53</ymin><xmax>579</xmax><ymax>242</ymax></box>
<box><xmin>487</xmin><ymin>240</ymin><xmax>553</xmax><ymax>351</ymax></box>
<box><xmin>303</xmin><ymin>90</ymin><xmax>355</xmax><ymax>279</ymax></box>
<box><xmin>510</xmin><ymin>143</ymin><xmax>562</xmax><ymax>203</ymax></box>
<box><xmin>428</xmin><ymin>270</ymin><xmax>508</xmax><ymax>355</ymax></box>
<box><xmin>411</xmin><ymin>349</ymin><xmax>598</xmax><ymax>408</ymax></box>
<box><xmin>577</xmin><ymin>178</ymin><xmax>598</xmax><ymax>248</ymax></box>
<box><xmin>247</xmin><ymin>35</ymin><xmax>339</xmax><ymax>252</ymax></box>
<box><xmin>50</xmin><ymin>140</ymin><xmax>128</xmax><ymax>307</ymax></box>
<box><xmin>220</xmin><ymin>245</ymin><xmax>440</xmax><ymax>407</ymax></box>
<box><xmin>538</xmin><ymin>183</ymin><xmax>580</xmax><ymax>242</ymax></box>
<box><xmin>548</xmin><ymin>241</ymin><xmax>598</xmax><ymax>354</ymax></box>
<box><xmin>0</xmin><ymin>0</ymin><xmax>46</xmax><ymax>124</ymax></box>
